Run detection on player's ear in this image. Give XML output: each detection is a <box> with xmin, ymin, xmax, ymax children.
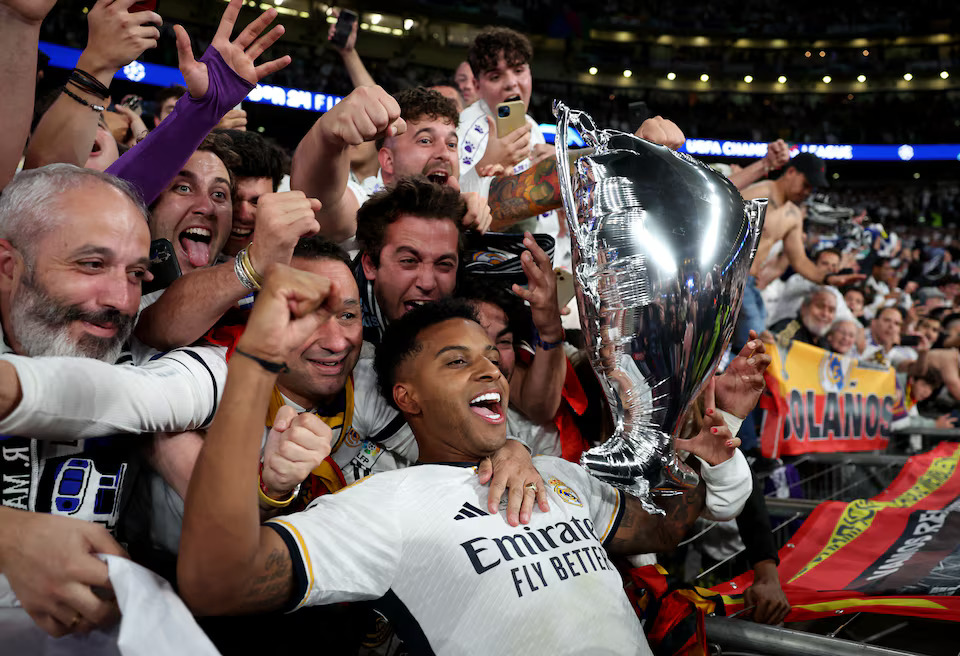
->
<box><xmin>394</xmin><ymin>383</ymin><xmax>420</xmax><ymax>415</ymax></box>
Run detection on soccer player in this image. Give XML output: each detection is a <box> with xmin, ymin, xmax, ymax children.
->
<box><xmin>179</xmin><ymin>266</ymin><xmax>750</xmax><ymax>654</ymax></box>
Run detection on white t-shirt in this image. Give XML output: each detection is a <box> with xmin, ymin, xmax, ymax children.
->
<box><xmin>457</xmin><ymin>100</ymin><xmax>570</xmax><ymax>270</ymax></box>
<box><xmin>267</xmin><ymin>456</ymin><xmax>650</xmax><ymax>656</ymax></box>
<box><xmin>765</xmin><ymin>274</ymin><xmax>856</xmax><ymax>329</ymax></box>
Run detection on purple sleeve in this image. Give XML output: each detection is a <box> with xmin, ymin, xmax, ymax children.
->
<box><xmin>107</xmin><ymin>47</ymin><xmax>254</xmax><ymax>205</ymax></box>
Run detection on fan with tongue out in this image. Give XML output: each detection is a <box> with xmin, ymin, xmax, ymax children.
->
<box><xmin>180</xmin><ymin>227</ymin><xmax>214</xmax><ymax>269</ymax></box>
<box><xmin>469</xmin><ymin>392</ymin><xmax>503</xmax><ymax>423</ymax></box>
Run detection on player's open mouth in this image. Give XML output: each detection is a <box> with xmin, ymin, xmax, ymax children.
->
<box><xmin>179</xmin><ymin>227</ymin><xmax>212</xmax><ymax>268</ymax></box>
<box><xmin>469</xmin><ymin>391</ymin><xmax>504</xmax><ymax>424</ymax></box>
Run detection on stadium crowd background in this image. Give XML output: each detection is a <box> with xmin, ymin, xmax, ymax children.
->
<box><xmin>2</xmin><ymin>0</ymin><xmax>960</xmax><ymax>651</ymax></box>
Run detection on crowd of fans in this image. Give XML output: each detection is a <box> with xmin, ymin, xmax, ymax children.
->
<box><xmin>1</xmin><ymin>0</ymin><xmax>958</xmax><ymax>653</ymax></box>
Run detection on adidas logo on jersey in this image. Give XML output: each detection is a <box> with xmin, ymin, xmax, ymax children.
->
<box><xmin>454</xmin><ymin>502</ymin><xmax>490</xmax><ymax>521</ymax></box>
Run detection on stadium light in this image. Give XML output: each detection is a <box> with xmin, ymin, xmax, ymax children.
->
<box><xmin>743</xmin><ymin>75</ymin><xmax>753</xmax><ymax>83</ymax></box>
<box><xmin>777</xmin><ymin>75</ymin><xmax>787</xmax><ymax>84</ymax></box>
<box><xmin>903</xmin><ymin>73</ymin><xmax>913</xmax><ymax>81</ymax></box>
<box><xmin>588</xmin><ymin>66</ymin><xmax>598</xmax><ymax>75</ymax></box>
<box><xmin>666</xmin><ymin>72</ymin><xmax>676</xmax><ymax>80</ymax></box>
<box><xmin>857</xmin><ymin>74</ymin><xmax>866</xmax><ymax>83</ymax></box>
<box><xmin>822</xmin><ymin>75</ymin><xmax>831</xmax><ymax>83</ymax></box>
<box><xmin>623</xmin><ymin>69</ymin><xmax>632</xmax><ymax>78</ymax></box>
<box><xmin>942</xmin><ymin>71</ymin><xmax>950</xmax><ymax>79</ymax></box>
<box><xmin>370</xmin><ymin>13</ymin><xmax>381</xmax><ymax>24</ymax></box>
<box><xmin>700</xmin><ymin>73</ymin><xmax>709</xmax><ymax>82</ymax></box>
<box><xmin>404</xmin><ymin>19</ymin><xmax>414</xmax><ymax>30</ymax></box>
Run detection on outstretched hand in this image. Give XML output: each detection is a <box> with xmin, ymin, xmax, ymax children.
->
<box><xmin>175</xmin><ymin>0</ymin><xmax>291</xmax><ymax>99</ymax></box>
<box><xmin>675</xmin><ymin>378</ymin><xmax>739</xmax><ymax>466</ymax></box>
<box><xmin>716</xmin><ymin>330</ymin><xmax>770</xmax><ymax>419</ymax></box>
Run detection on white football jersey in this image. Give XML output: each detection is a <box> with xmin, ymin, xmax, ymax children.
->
<box><xmin>267</xmin><ymin>456</ymin><xmax>651</xmax><ymax>655</ymax></box>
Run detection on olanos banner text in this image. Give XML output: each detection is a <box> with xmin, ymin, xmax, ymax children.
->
<box><xmin>758</xmin><ymin>340</ymin><xmax>897</xmax><ymax>459</ymax></box>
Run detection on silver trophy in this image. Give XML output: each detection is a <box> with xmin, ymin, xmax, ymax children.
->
<box><xmin>554</xmin><ymin>101</ymin><xmax>766</xmax><ymax>513</ymax></box>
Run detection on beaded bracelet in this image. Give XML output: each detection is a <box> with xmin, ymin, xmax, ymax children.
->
<box><xmin>62</xmin><ymin>86</ymin><xmax>106</xmax><ymax>113</ymax></box>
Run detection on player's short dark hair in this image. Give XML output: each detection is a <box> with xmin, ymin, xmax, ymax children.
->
<box><xmin>376</xmin><ymin>87</ymin><xmax>459</xmax><ymax>150</ymax></box>
<box><xmin>216</xmin><ymin>129</ymin><xmax>286</xmax><ymax>191</ymax></box>
<box><xmin>468</xmin><ymin>27</ymin><xmax>533</xmax><ymax>78</ymax></box>
<box><xmin>292</xmin><ymin>235</ymin><xmax>351</xmax><ymax>268</ymax></box>
<box><xmin>356</xmin><ymin>175</ymin><xmax>466</xmax><ymax>267</ymax></box>
<box><xmin>375</xmin><ymin>298</ymin><xmax>479</xmax><ymax>410</ymax></box>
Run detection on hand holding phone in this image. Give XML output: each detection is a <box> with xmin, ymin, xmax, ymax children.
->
<box><xmin>329</xmin><ymin>9</ymin><xmax>358</xmax><ymax>50</ymax></box>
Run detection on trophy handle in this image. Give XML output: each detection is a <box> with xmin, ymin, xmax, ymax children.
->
<box><xmin>746</xmin><ymin>198</ymin><xmax>768</xmax><ymax>262</ymax></box>
<box><xmin>553</xmin><ymin>101</ymin><xmax>579</xmax><ymax>239</ymax></box>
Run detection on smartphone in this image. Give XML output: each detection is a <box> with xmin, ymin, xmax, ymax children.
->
<box><xmin>901</xmin><ymin>335</ymin><xmax>922</xmax><ymax>347</ymax></box>
<box><xmin>142</xmin><ymin>238</ymin><xmax>181</xmax><ymax>295</ymax></box>
<box><xmin>629</xmin><ymin>100</ymin><xmax>651</xmax><ymax>128</ymax></box>
<box><xmin>120</xmin><ymin>95</ymin><xmax>143</xmax><ymax>115</ymax></box>
<box><xmin>495</xmin><ymin>100</ymin><xmax>526</xmax><ymax>138</ymax></box>
<box><xmin>330</xmin><ymin>9</ymin><xmax>358</xmax><ymax>49</ymax></box>
<box><xmin>129</xmin><ymin>0</ymin><xmax>158</xmax><ymax>12</ymax></box>
<box><xmin>555</xmin><ymin>268</ymin><xmax>576</xmax><ymax>307</ymax></box>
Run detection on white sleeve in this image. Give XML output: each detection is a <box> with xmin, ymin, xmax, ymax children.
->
<box><xmin>351</xmin><ymin>355</ymin><xmax>408</xmax><ymax>443</ymax></box>
<box><xmin>458</xmin><ymin>166</ymin><xmax>494</xmax><ymax>198</ymax></box>
<box><xmin>0</xmin><ymin>345</ymin><xmax>226</xmax><ymax>438</ymax></box>
<box><xmin>265</xmin><ymin>472</ymin><xmax>404</xmax><ymax>610</ymax></box>
<box><xmin>695</xmin><ymin>449</ymin><xmax>752</xmax><ymax>521</ymax></box>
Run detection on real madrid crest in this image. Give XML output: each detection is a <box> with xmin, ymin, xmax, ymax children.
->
<box><xmin>548</xmin><ymin>477</ymin><xmax>582</xmax><ymax>507</ymax></box>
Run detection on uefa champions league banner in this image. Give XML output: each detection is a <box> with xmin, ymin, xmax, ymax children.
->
<box><xmin>713</xmin><ymin>443</ymin><xmax>960</xmax><ymax>623</ymax></box>
<box><xmin>757</xmin><ymin>340</ymin><xmax>897</xmax><ymax>459</ymax></box>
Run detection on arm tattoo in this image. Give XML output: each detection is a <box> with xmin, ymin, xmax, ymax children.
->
<box><xmin>607</xmin><ymin>481</ymin><xmax>706</xmax><ymax>555</ymax></box>
<box><xmin>488</xmin><ymin>157</ymin><xmax>562</xmax><ymax>226</ymax></box>
<box><xmin>238</xmin><ymin>546</ymin><xmax>294</xmax><ymax>613</ymax></box>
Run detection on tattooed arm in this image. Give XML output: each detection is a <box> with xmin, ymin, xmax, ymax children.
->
<box><xmin>178</xmin><ymin>265</ymin><xmax>334</xmax><ymax>615</ymax></box>
<box><xmin>607</xmin><ymin>479</ymin><xmax>706</xmax><ymax>555</ymax></box>
<box><xmin>486</xmin><ymin>148</ymin><xmax>594</xmax><ymax>229</ymax></box>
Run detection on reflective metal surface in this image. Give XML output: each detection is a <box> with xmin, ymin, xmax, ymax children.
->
<box><xmin>554</xmin><ymin>101</ymin><xmax>766</xmax><ymax>512</ymax></box>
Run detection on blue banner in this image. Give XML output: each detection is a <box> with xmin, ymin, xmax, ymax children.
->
<box><xmin>41</xmin><ymin>41</ymin><xmax>960</xmax><ymax>159</ymax></box>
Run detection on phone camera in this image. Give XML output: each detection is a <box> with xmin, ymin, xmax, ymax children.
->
<box><xmin>498</xmin><ymin>105</ymin><xmax>511</xmax><ymax>118</ymax></box>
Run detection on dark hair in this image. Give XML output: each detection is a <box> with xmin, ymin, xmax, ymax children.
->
<box><xmin>376</xmin><ymin>87</ymin><xmax>459</xmax><ymax>150</ymax></box>
<box><xmin>912</xmin><ymin>366</ymin><xmax>943</xmax><ymax>390</ymax></box>
<box><xmin>815</xmin><ymin>247</ymin><xmax>841</xmax><ymax>263</ymax></box>
<box><xmin>942</xmin><ymin>312</ymin><xmax>960</xmax><ymax>330</ymax></box>
<box><xmin>292</xmin><ymin>235</ymin><xmax>351</xmax><ymax>268</ymax></box>
<box><xmin>840</xmin><ymin>284</ymin><xmax>873</xmax><ymax>306</ymax></box>
<box><xmin>456</xmin><ymin>275</ymin><xmax>532</xmax><ymax>344</ymax></box>
<box><xmin>197</xmin><ymin>132</ymin><xmax>241</xmax><ymax>197</ymax></box>
<box><xmin>155</xmin><ymin>85</ymin><xmax>187</xmax><ymax>111</ymax></box>
<box><xmin>468</xmin><ymin>27</ymin><xmax>533</xmax><ymax>78</ymax></box>
<box><xmin>216</xmin><ymin>129</ymin><xmax>285</xmax><ymax>191</ymax></box>
<box><xmin>876</xmin><ymin>305</ymin><xmax>906</xmax><ymax>322</ymax></box>
<box><xmin>355</xmin><ymin>175</ymin><xmax>466</xmax><ymax>266</ymax></box>
<box><xmin>374</xmin><ymin>298</ymin><xmax>480</xmax><ymax>410</ymax></box>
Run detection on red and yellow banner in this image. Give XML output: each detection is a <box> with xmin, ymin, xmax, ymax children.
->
<box><xmin>714</xmin><ymin>443</ymin><xmax>960</xmax><ymax>622</ymax></box>
<box><xmin>758</xmin><ymin>340</ymin><xmax>898</xmax><ymax>458</ymax></box>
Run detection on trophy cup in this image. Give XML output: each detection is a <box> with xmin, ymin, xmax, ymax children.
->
<box><xmin>554</xmin><ymin>101</ymin><xmax>766</xmax><ymax>513</ymax></box>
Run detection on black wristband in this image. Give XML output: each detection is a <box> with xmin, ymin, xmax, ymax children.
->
<box><xmin>62</xmin><ymin>87</ymin><xmax>106</xmax><ymax>113</ymax></box>
<box><xmin>234</xmin><ymin>348</ymin><xmax>289</xmax><ymax>374</ymax></box>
